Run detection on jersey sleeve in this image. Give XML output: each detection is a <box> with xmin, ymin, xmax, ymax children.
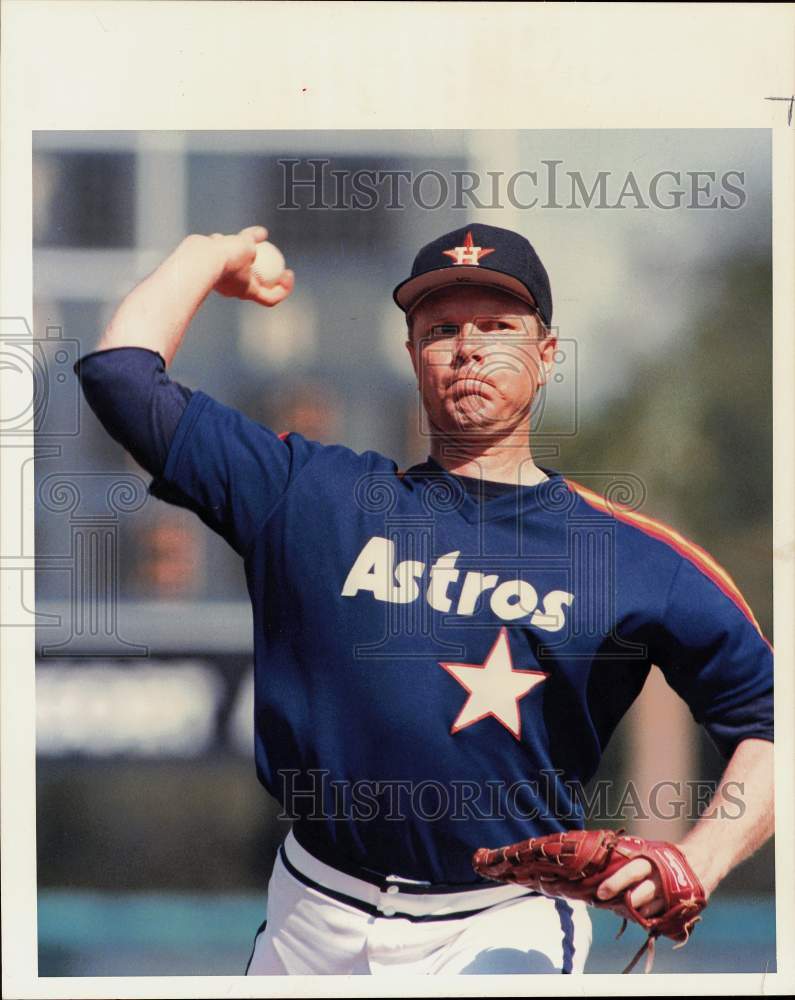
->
<box><xmin>650</xmin><ymin>555</ymin><xmax>773</xmax><ymax>760</ymax></box>
<box><xmin>75</xmin><ymin>347</ymin><xmax>192</xmax><ymax>476</ymax></box>
<box><xmin>148</xmin><ymin>389</ymin><xmax>325</xmax><ymax>556</ymax></box>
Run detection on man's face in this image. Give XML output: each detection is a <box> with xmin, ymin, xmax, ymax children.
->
<box><xmin>405</xmin><ymin>285</ymin><xmax>556</xmax><ymax>438</ymax></box>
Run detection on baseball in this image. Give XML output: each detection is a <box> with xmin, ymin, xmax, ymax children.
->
<box><xmin>251</xmin><ymin>241</ymin><xmax>286</xmax><ymax>285</ymax></box>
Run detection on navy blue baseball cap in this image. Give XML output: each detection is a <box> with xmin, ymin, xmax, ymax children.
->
<box><xmin>393</xmin><ymin>223</ymin><xmax>552</xmax><ymax>326</ymax></box>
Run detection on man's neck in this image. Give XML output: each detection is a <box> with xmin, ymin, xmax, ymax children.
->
<box><xmin>429</xmin><ymin>437</ymin><xmax>549</xmax><ymax>487</ymax></box>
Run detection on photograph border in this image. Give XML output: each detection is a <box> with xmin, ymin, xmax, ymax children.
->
<box><xmin>2</xmin><ymin>2</ymin><xmax>794</xmax><ymax>997</ymax></box>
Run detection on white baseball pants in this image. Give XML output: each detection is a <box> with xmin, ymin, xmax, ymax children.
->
<box><xmin>246</xmin><ymin>829</ymin><xmax>591</xmax><ymax>975</ymax></box>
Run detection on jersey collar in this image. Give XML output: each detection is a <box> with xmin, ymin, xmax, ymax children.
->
<box><xmin>402</xmin><ymin>456</ymin><xmax>568</xmax><ymax>525</ymax></box>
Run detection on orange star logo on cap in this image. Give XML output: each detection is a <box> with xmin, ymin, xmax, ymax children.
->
<box><xmin>442</xmin><ymin>231</ymin><xmax>496</xmax><ymax>267</ymax></box>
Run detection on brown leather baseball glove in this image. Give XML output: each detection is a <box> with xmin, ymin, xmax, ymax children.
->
<box><xmin>472</xmin><ymin>829</ymin><xmax>706</xmax><ymax>973</ymax></box>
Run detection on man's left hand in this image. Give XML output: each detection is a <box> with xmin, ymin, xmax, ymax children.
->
<box><xmin>595</xmin><ymin>843</ymin><xmax>708</xmax><ymax>918</ymax></box>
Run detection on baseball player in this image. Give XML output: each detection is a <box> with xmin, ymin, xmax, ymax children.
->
<box><xmin>75</xmin><ymin>223</ymin><xmax>774</xmax><ymax>975</ymax></box>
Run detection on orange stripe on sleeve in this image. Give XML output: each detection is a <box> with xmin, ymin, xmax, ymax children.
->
<box><xmin>564</xmin><ymin>477</ymin><xmax>772</xmax><ymax>651</ymax></box>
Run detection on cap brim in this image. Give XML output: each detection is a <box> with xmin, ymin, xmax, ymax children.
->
<box><xmin>393</xmin><ymin>266</ymin><xmax>537</xmax><ymax>315</ymax></box>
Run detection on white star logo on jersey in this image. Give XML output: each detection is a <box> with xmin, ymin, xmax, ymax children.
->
<box><xmin>442</xmin><ymin>230</ymin><xmax>495</xmax><ymax>267</ymax></box>
<box><xmin>439</xmin><ymin>627</ymin><xmax>549</xmax><ymax>740</ymax></box>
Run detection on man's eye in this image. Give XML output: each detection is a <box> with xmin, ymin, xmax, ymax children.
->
<box><xmin>431</xmin><ymin>324</ymin><xmax>459</xmax><ymax>337</ymax></box>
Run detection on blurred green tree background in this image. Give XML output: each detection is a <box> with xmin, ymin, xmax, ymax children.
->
<box><xmin>561</xmin><ymin>251</ymin><xmax>772</xmax><ymax>639</ymax></box>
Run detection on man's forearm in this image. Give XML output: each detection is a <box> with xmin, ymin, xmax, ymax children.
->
<box><xmin>679</xmin><ymin>737</ymin><xmax>774</xmax><ymax>896</ymax></box>
<box><xmin>98</xmin><ymin>235</ymin><xmax>224</xmax><ymax>366</ymax></box>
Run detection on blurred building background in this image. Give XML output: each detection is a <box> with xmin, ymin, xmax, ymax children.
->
<box><xmin>32</xmin><ymin>130</ymin><xmax>774</xmax><ymax>975</ymax></box>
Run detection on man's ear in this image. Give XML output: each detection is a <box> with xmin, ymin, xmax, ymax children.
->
<box><xmin>538</xmin><ymin>330</ymin><xmax>557</xmax><ymax>384</ymax></box>
<box><xmin>405</xmin><ymin>337</ymin><xmax>418</xmax><ymax>378</ymax></box>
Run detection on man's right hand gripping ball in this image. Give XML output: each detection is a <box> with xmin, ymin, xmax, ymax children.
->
<box><xmin>210</xmin><ymin>226</ymin><xmax>294</xmax><ymax>308</ymax></box>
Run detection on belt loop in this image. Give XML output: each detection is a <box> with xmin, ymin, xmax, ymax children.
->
<box><xmin>280</xmin><ymin>830</ymin><xmax>537</xmax><ymax>920</ymax></box>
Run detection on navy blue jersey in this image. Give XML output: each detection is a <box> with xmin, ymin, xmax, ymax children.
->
<box><xmin>150</xmin><ymin>390</ymin><xmax>773</xmax><ymax>886</ymax></box>
<box><xmin>74</xmin><ymin>348</ymin><xmax>191</xmax><ymax>475</ymax></box>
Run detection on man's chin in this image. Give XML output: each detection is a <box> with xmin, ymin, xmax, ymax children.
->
<box><xmin>455</xmin><ymin>398</ymin><xmax>499</xmax><ymax>423</ymax></box>
<box><xmin>437</xmin><ymin>403</ymin><xmax>512</xmax><ymax>435</ymax></box>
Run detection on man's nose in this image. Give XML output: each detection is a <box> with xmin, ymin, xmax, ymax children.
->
<box><xmin>454</xmin><ymin>322</ymin><xmax>486</xmax><ymax>363</ymax></box>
